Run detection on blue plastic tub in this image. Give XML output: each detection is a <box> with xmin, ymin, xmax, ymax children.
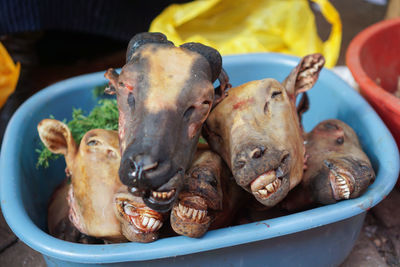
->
<box><xmin>1</xmin><ymin>53</ymin><xmax>399</xmax><ymax>267</ymax></box>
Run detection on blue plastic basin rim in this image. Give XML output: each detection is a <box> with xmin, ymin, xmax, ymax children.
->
<box><xmin>1</xmin><ymin>53</ymin><xmax>399</xmax><ymax>264</ymax></box>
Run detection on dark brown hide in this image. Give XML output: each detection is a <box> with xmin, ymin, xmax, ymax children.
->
<box><xmin>105</xmin><ymin>32</ymin><xmax>229</xmax><ymax>212</ymax></box>
<box><xmin>281</xmin><ymin>119</ymin><xmax>375</xmax><ymax>211</ymax></box>
<box><xmin>170</xmin><ymin>149</ymin><xmax>242</xmax><ymax>238</ymax></box>
<box><xmin>203</xmin><ymin>54</ymin><xmax>325</xmax><ymax>208</ymax></box>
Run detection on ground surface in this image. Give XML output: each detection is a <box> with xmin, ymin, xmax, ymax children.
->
<box><xmin>0</xmin><ymin>0</ymin><xmax>397</xmax><ymax>266</ymax></box>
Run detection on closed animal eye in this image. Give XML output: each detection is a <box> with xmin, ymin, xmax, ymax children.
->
<box><xmin>87</xmin><ymin>139</ymin><xmax>100</xmax><ymax>146</ymax></box>
<box><xmin>271</xmin><ymin>91</ymin><xmax>282</xmax><ymax>98</ymax></box>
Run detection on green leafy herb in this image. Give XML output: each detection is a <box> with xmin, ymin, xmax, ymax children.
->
<box><xmin>199</xmin><ymin>136</ymin><xmax>207</xmax><ymax>144</ymax></box>
<box><xmin>35</xmin><ymin>143</ymin><xmax>61</xmax><ymax>169</ymax></box>
<box><xmin>36</xmin><ymin>97</ymin><xmax>119</xmax><ymax>168</ymax></box>
<box><xmin>67</xmin><ymin>99</ymin><xmax>118</xmax><ymax>144</ymax></box>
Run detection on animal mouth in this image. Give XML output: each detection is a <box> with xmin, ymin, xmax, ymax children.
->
<box><xmin>248</xmin><ymin>154</ymin><xmax>289</xmax><ymax>200</ymax></box>
<box><xmin>150</xmin><ymin>189</ymin><xmax>176</xmax><ymax>201</ymax></box>
<box><xmin>328</xmin><ymin>168</ymin><xmax>354</xmax><ymax>200</ymax></box>
<box><xmin>173</xmin><ymin>196</ymin><xmax>209</xmax><ymax>224</ymax></box>
<box><xmin>250</xmin><ymin>170</ymin><xmax>284</xmax><ymax>199</ymax></box>
<box><xmin>115</xmin><ymin>198</ymin><xmax>163</xmax><ymax>233</ymax></box>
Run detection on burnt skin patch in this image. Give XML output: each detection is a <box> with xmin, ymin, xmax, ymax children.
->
<box><xmin>127</xmin><ymin>93</ymin><xmax>135</xmax><ymax>108</ymax></box>
<box><xmin>142</xmin><ymin>46</ymin><xmax>201</xmax><ymax>113</ymax></box>
<box><xmin>233</xmin><ymin>97</ymin><xmax>255</xmax><ymax>110</ymax></box>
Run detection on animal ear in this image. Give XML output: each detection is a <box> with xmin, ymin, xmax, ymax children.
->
<box><xmin>213</xmin><ymin>68</ymin><xmax>231</xmax><ymax>108</ymax></box>
<box><xmin>296</xmin><ymin>92</ymin><xmax>309</xmax><ymax>125</ymax></box>
<box><xmin>126</xmin><ymin>32</ymin><xmax>174</xmax><ymax>63</ymax></box>
<box><xmin>37</xmin><ymin>119</ymin><xmax>77</xmax><ymax>160</ymax></box>
<box><xmin>180</xmin><ymin>42</ymin><xmax>231</xmax><ymax>107</ymax></box>
<box><xmin>282</xmin><ymin>54</ymin><xmax>325</xmax><ymax>101</ymax></box>
<box><xmin>104</xmin><ymin>68</ymin><xmax>119</xmax><ymax>95</ymax></box>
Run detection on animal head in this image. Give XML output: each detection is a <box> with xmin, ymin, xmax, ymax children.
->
<box><xmin>105</xmin><ymin>32</ymin><xmax>229</xmax><ymax>212</ymax></box>
<box><xmin>38</xmin><ymin>119</ymin><xmax>164</xmax><ymax>242</ymax></box>
<box><xmin>203</xmin><ymin>54</ymin><xmax>325</xmax><ymax>208</ymax></box>
<box><xmin>303</xmin><ymin>119</ymin><xmax>375</xmax><ymax>204</ymax></box>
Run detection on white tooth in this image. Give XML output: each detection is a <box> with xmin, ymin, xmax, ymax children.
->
<box><xmin>152</xmin><ymin>191</ymin><xmax>157</xmax><ymax>198</ymax></box>
<box><xmin>152</xmin><ymin>220</ymin><xmax>160</xmax><ymax>231</ymax></box>
<box><xmin>266</xmin><ymin>182</ymin><xmax>275</xmax><ymax>192</ymax></box>
<box><xmin>167</xmin><ymin>191</ymin><xmax>173</xmax><ymax>198</ymax></box>
<box><xmin>259</xmin><ymin>189</ymin><xmax>268</xmax><ymax>195</ymax></box>
<box><xmin>124</xmin><ymin>205</ymin><xmax>134</xmax><ymax>216</ymax></box>
<box><xmin>177</xmin><ymin>209</ymin><xmax>184</xmax><ymax>219</ymax></box>
<box><xmin>147</xmin><ymin>218</ymin><xmax>155</xmax><ymax>229</ymax></box>
<box><xmin>142</xmin><ymin>216</ymin><xmax>149</xmax><ymax>226</ymax></box>
<box><xmin>179</xmin><ymin>203</ymin><xmax>183</xmax><ymax>212</ymax></box>
<box><xmin>192</xmin><ymin>209</ymin><xmax>198</xmax><ymax>219</ymax></box>
<box><xmin>163</xmin><ymin>192</ymin><xmax>168</xmax><ymax>199</ymax></box>
<box><xmin>198</xmin><ymin>211</ymin><xmax>204</xmax><ymax>220</ymax></box>
<box><xmin>183</xmin><ymin>206</ymin><xmax>188</xmax><ymax>214</ymax></box>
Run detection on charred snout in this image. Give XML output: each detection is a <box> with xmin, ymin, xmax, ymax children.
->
<box><xmin>125</xmin><ymin>156</ymin><xmax>159</xmax><ymax>189</ymax></box>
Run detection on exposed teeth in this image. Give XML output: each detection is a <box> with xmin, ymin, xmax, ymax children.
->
<box><xmin>176</xmin><ymin>203</ymin><xmax>207</xmax><ymax>222</ymax></box>
<box><xmin>266</xmin><ymin>183</ymin><xmax>275</xmax><ymax>192</ymax></box>
<box><xmin>139</xmin><ymin>215</ymin><xmax>163</xmax><ymax>231</ymax></box>
<box><xmin>256</xmin><ymin>179</ymin><xmax>281</xmax><ymax>197</ymax></box>
<box><xmin>335</xmin><ymin>174</ymin><xmax>351</xmax><ymax>199</ymax></box>
<box><xmin>151</xmin><ymin>189</ymin><xmax>175</xmax><ymax>200</ymax></box>
<box><xmin>251</xmin><ymin>170</ymin><xmax>276</xmax><ymax>192</ymax></box>
<box><xmin>122</xmin><ymin>201</ymin><xmax>163</xmax><ymax>232</ymax></box>
<box><xmin>151</xmin><ymin>220</ymin><xmax>161</xmax><ymax>231</ymax></box>
<box><xmin>147</xmin><ymin>217</ymin><xmax>155</xmax><ymax>229</ymax></box>
<box><xmin>142</xmin><ymin>216</ymin><xmax>149</xmax><ymax>226</ymax></box>
<box><xmin>123</xmin><ymin>204</ymin><xmax>135</xmax><ymax>216</ymax></box>
<box><xmin>259</xmin><ymin>189</ymin><xmax>268</xmax><ymax>195</ymax></box>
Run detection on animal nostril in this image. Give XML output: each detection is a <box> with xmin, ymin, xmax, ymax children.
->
<box><xmin>128</xmin><ymin>159</ymin><xmax>142</xmax><ymax>184</ymax></box>
<box><xmin>250</xmin><ymin>146</ymin><xmax>265</xmax><ymax>159</ymax></box>
<box><xmin>142</xmin><ymin>161</ymin><xmax>158</xmax><ymax>172</ymax></box>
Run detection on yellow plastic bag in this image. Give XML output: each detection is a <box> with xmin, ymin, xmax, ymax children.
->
<box><xmin>0</xmin><ymin>42</ymin><xmax>20</xmax><ymax>108</ymax></box>
<box><xmin>150</xmin><ymin>0</ymin><xmax>341</xmax><ymax>68</ymax></box>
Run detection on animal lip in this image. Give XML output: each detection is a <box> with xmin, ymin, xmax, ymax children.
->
<box><xmin>117</xmin><ymin>200</ymin><xmax>163</xmax><ymax>233</ymax></box>
<box><xmin>250</xmin><ymin>170</ymin><xmax>283</xmax><ymax>199</ymax></box>
<box><xmin>143</xmin><ymin>189</ymin><xmax>178</xmax><ymax>213</ymax></box>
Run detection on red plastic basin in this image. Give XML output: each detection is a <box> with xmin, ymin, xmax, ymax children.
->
<box><xmin>346</xmin><ymin>18</ymin><xmax>400</xmax><ymax>152</ymax></box>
